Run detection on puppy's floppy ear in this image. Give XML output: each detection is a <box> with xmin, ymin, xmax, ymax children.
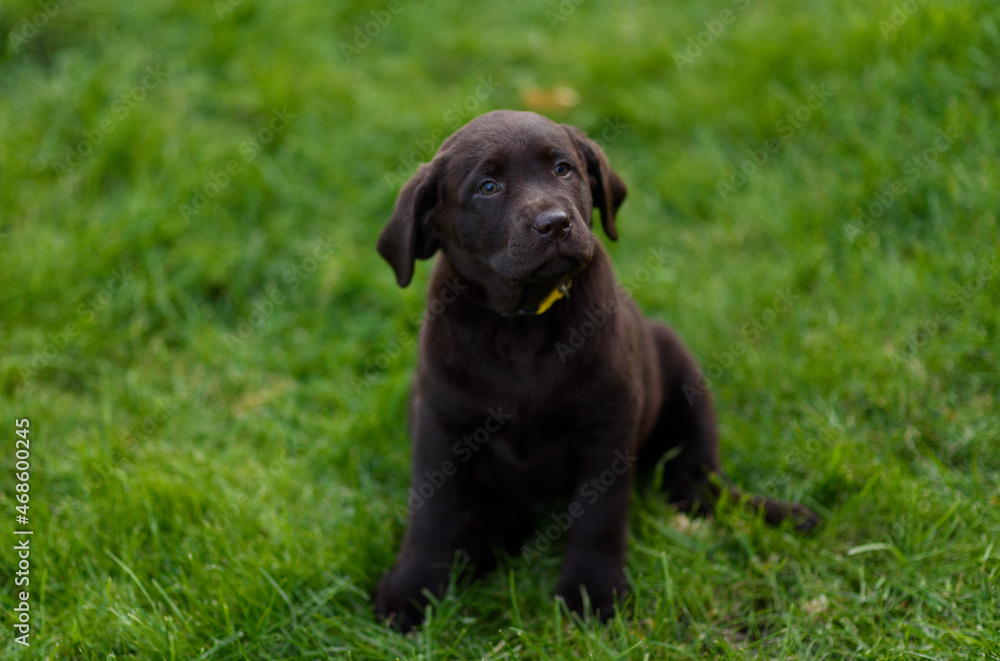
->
<box><xmin>377</xmin><ymin>162</ymin><xmax>441</xmax><ymax>287</ymax></box>
<box><xmin>563</xmin><ymin>125</ymin><xmax>628</xmax><ymax>240</ymax></box>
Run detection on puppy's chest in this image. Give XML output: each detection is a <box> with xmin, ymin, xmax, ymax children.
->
<box><xmin>432</xmin><ymin>317</ymin><xmax>616</xmax><ymax>497</ymax></box>
<box><xmin>450</xmin><ymin>322</ymin><xmax>573</xmax><ymax>389</ymax></box>
<box><xmin>445</xmin><ymin>354</ymin><xmax>593</xmax><ymax>498</ymax></box>
<box><xmin>471</xmin><ymin>415</ymin><xmax>583</xmax><ymax>500</ymax></box>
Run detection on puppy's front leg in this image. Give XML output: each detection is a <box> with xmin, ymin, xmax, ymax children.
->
<box><xmin>556</xmin><ymin>432</ymin><xmax>636</xmax><ymax>621</ymax></box>
<box><xmin>375</xmin><ymin>402</ymin><xmax>462</xmax><ymax>632</ymax></box>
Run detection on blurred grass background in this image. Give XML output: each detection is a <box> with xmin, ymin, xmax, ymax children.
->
<box><xmin>1</xmin><ymin>0</ymin><xmax>998</xmax><ymax>658</ymax></box>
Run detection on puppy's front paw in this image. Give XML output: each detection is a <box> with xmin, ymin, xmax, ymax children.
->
<box><xmin>556</xmin><ymin>568</ymin><xmax>628</xmax><ymax>622</ymax></box>
<box><xmin>374</xmin><ymin>567</ymin><xmax>447</xmax><ymax>633</ymax></box>
<box><xmin>374</xmin><ymin>571</ymin><xmax>426</xmax><ymax>633</ymax></box>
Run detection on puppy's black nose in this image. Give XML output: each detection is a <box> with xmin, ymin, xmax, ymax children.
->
<box><xmin>532</xmin><ymin>209</ymin><xmax>572</xmax><ymax>238</ymax></box>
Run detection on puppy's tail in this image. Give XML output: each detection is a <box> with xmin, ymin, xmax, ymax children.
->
<box><xmin>726</xmin><ymin>487</ymin><xmax>822</xmax><ymax>533</ymax></box>
<box><xmin>667</xmin><ymin>473</ymin><xmax>821</xmax><ymax>534</ymax></box>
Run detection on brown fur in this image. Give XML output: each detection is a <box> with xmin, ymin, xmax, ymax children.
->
<box><xmin>374</xmin><ymin>110</ymin><xmax>818</xmax><ymax>631</ymax></box>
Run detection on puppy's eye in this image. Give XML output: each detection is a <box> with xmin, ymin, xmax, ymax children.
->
<box><xmin>554</xmin><ymin>162</ymin><xmax>572</xmax><ymax>177</ymax></box>
<box><xmin>478</xmin><ymin>180</ymin><xmax>500</xmax><ymax>196</ymax></box>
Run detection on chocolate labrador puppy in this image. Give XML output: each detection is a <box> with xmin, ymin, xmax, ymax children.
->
<box><xmin>374</xmin><ymin>110</ymin><xmax>818</xmax><ymax>631</ymax></box>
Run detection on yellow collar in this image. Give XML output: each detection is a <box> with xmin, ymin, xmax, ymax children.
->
<box><xmin>517</xmin><ymin>279</ymin><xmax>571</xmax><ymax>315</ymax></box>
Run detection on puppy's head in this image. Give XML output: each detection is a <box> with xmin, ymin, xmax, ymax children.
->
<box><xmin>377</xmin><ymin>110</ymin><xmax>626</xmax><ymax>314</ymax></box>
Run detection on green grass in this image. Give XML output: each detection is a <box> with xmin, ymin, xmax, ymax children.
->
<box><xmin>2</xmin><ymin>0</ymin><xmax>999</xmax><ymax>658</ymax></box>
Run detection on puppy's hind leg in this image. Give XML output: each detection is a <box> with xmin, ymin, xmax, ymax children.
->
<box><xmin>636</xmin><ymin>323</ymin><xmax>820</xmax><ymax>532</ymax></box>
<box><xmin>635</xmin><ymin>323</ymin><xmax>722</xmax><ymax>517</ymax></box>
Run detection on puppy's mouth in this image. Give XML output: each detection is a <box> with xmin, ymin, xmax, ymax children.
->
<box><xmin>526</xmin><ymin>253</ymin><xmax>587</xmax><ymax>282</ymax></box>
<box><xmin>490</xmin><ymin>233</ymin><xmax>596</xmax><ymax>285</ymax></box>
